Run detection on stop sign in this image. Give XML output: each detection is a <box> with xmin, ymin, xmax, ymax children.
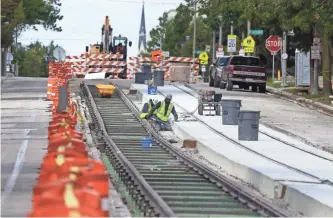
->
<box><xmin>266</xmin><ymin>35</ymin><xmax>282</xmax><ymax>53</ymax></box>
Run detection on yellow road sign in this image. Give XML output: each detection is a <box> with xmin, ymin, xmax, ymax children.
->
<box><xmin>242</xmin><ymin>36</ymin><xmax>256</xmax><ymax>48</ymax></box>
<box><xmin>199</xmin><ymin>51</ymin><xmax>209</xmax><ymax>65</ymax></box>
<box><xmin>244</xmin><ymin>47</ymin><xmax>254</xmax><ymax>53</ymax></box>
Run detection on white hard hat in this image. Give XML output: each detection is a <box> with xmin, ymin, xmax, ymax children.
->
<box><xmin>166</xmin><ymin>94</ymin><xmax>172</xmax><ymax>99</ymax></box>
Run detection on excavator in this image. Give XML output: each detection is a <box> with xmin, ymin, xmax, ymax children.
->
<box><xmin>85</xmin><ymin>16</ymin><xmax>132</xmax><ymax>79</ymax></box>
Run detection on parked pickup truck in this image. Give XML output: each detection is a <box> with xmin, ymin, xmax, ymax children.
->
<box><xmin>209</xmin><ymin>55</ymin><xmax>267</xmax><ymax>93</ymax></box>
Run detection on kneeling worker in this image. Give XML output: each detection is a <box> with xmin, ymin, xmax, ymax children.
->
<box><xmin>146</xmin><ymin>94</ymin><xmax>178</xmax><ymax>122</ymax></box>
<box><xmin>139</xmin><ymin>99</ymin><xmax>156</xmax><ymax>119</ymax></box>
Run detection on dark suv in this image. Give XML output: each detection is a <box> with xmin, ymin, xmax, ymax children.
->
<box><xmin>209</xmin><ymin>55</ymin><xmax>267</xmax><ymax>93</ymax></box>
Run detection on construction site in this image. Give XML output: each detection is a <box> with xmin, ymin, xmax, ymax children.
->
<box><xmin>1</xmin><ymin>1</ymin><xmax>333</xmax><ymax>217</ymax></box>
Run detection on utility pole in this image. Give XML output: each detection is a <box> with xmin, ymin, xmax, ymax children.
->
<box><xmin>312</xmin><ymin>31</ymin><xmax>320</xmax><ymax>95</ymax></box>
<box><xmin>212</xmin><ymin>31</ymin><xmax>216</xmax><ymax>60</ymax></box>
<box><xmin>246</xmin><ymin>20</ymin><xmax>251</xmax><ymax>56</ymax></box>
<box><xmin>230</xmin><ymin>21</ymin><xmax>234</xmax><ymax>55</ymax></box>
<box><xmin>281</xmin><ymin>31</ymin><xmax>287</xmax><ymax>87</ymax></box>
<box><xmin>192</xmin><ymin>0</ymin><xmax>197</xmax><ymax>65</ymax></box>
<box><xmin>218</xmin><ymin>15</ymin><xmax>223</xmax><ymax>48</ymax></box>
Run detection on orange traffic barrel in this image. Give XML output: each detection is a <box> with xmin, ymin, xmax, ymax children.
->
<box><xmin>48</xmin><ymin>123</ymin><xmax>76</xmax><ymax>137</ymax></box>
<box><xmin>28</xmin><ymin>206</ymin><xmax>107</xmax><ymax>217</ymax></box>
<box><xmin>35</xmin><ymin>171</ymin><xmax>109</xmax><ymax>204</ymax></box>
<box><xmin>33</xmin><ymin>182</ymin><xmax>104</xmax><ymax>212</ymax></box>
<box><xmin>48</xmin><ymin>129</ymin><xmax>83</xmax><ymax>141</ymax></box>
<box><xmin>47</xmin><ymin>139</ymin><xmax>87</xmax><ymax>153</ymax></box>
<box><xmin>38</xmin><ymin>158</ymin><xmax>107</xmax><ymax>186</ymax></box>
<box><xmin>39</xmin><ymin>158</ymin><xmax>106</xmax><ymax>182</ymax></box>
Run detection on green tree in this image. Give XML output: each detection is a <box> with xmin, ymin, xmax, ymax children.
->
<box><xmin>1</xmin><ymin>0</ymin><xmax>63</xmax><ymax>48</ymax></box>
<box><xmin>149</xmin><ymin>0</ymin><xmax>333</xmax><ymax>95</ymax></box>
<box><xmin>13</xmin><ymin>41</ymin><xmax>57</xmax><ymax>77</ymax></box>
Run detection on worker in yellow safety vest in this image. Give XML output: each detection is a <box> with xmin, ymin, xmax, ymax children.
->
<box><xmin>140</xmin><ymin>99</ymin><xmax>157</xmax><ymax>119</ymax></box>
<box><xmin>146</xmin><ymin>94</ymin><xmax>178</xmax><ymax>122</ymax></box>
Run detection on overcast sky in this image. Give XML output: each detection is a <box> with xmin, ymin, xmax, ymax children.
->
<box><xmin>20</xmin><ymin>0</ymin><xmax>184</xmax><ymax>57</ymax></box>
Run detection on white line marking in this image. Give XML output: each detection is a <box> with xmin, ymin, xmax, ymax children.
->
<box><xmin>1</xmin><ymin>105</ymin><xmax>37</xmax><ymax>203</ymax></box>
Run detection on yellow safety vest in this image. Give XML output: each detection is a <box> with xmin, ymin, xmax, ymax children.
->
<box><xmin>156</xmin><ymin>101</ymin><xmax>173</xmax><ymax>122</ymax></box>
<box><xmin>140</xmin><ymin>102</ymin><xmax>154</xmax><ymax>119</ymax></box>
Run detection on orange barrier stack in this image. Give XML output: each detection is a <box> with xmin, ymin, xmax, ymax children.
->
<box><xmin>29</xmin><ymin>62</ymin><xmax>110</xmax><ymax>217</ymax></box>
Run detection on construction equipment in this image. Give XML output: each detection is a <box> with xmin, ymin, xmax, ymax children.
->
<box><xmin>198</xmin><ymin>90</ymin><xmax>222</xmax><ymax>116</ymax></box>
<box><xmin>85</xmin><ymin>16</ymin><xmax>132</xmax><ymax>79</ymax></box>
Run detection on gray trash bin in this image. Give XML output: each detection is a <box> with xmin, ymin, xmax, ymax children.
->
<box><xmin>238</xmin><ymin>110</ymin><xmax>261</xmax><ymax>141</ymax></box>
<box><xmin>141</xmin><ymin>64</ymin><xmax>151</xmax><ymax>74</ymax></box>
<box><xmin>135</xmin><ymin>72</ymin><xmax>151</xmax><ymax>84</ymax></box>
<box><xmin>221</xmin><ymin>99</ymin><xmax>242</xmax><ymax>125</ymax></box>
<box><xmin>153</xmin><ymin>70</ymin><xmax>165</xmax><ymax>86</ymax></box>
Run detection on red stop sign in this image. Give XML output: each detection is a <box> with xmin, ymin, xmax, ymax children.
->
<box><xmin>266</xmin><ymin>35</ymin><xmax>282</xmax><ymax>53</ymax></box>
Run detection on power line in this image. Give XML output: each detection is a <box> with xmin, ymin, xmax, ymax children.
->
<box><xmin>107</xmin><ymin>0</ymin><xmax>183</xmax><ymax>4</ymax></box>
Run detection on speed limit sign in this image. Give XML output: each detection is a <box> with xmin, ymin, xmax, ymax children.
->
<box><xmin>227</xmin><ymin>35</ymin><xmax>237</xmax><ymax>53</ymax></box>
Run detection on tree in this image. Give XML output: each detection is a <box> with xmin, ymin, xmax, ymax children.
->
<box><xmin>13</xmin><ymin>41</ymin><xmax>58</xmax><ymax>77</ymax></box>
<box><xmin>1</xmin><ymin>0</ymin><xmax>63</xmax><ymax>48</ymax></box>
<box><xmin>149</xmin><ymin>0</ymin><xmax>333</xmax><ymax>95</ymax></box>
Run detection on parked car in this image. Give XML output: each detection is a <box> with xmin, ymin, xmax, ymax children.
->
<box><xmin>209</xmin><ymin>55</ymin><xmax>267</xmax><ymax>93</ymax></box>
<box><xmin>209</xmin><ymin>56</ymin><xmax>229</xmax><ymax>88</ymax></box>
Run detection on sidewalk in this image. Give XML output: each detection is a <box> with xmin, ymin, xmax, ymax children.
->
<box><xmin>187</xmin><ymin>83</ymin><xmax>333</xmax><ymax>153</ymax></box>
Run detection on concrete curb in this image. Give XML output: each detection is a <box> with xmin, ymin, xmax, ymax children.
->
<box><xmin>266</xmin><ymin>86</ymin><xmax>333</xmax><ymax>116</ymax></box>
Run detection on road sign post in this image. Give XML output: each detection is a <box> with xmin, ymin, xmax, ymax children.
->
<box><xmin>312</xmin><ymin>33</ymin><xmax>321</xmax><ymax>94</ymax></box>
<box><xmin>266</xmin><ymin>35</ymin><xmax>282</xmax><ymax>81</ymax></box>
<box><xmin>227</xmin><ymin>35</ymin><xmax>237</xmax><ymax>54</ymax></box>
<box><xmin>250</xmin><ymin>30</ymin><xmax>264</xmax><ymax>35</ymax></box>
<box><xmin>216</xmin><ymin>47</ymin><xmax>224</xmax><ymax>57</ymax></box>
<box><xmin>242</xmin><ymin>35</ymin><xmax>256</xmax><ymax>55</ymax></box>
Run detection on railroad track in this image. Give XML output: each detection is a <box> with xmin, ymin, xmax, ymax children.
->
<box><xmin>81</xmin><ymin>82</ymin><xmax>286</xmax><ymax>217</ymax></box>
<box><xmin>166</xmin><ymin>83</ymin><xmax>333</xmax><ymax>185</ymax></box>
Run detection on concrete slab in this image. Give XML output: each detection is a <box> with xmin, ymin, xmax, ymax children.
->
<box><xmin>130</xmin><ymin>83</ymin><xmax>333</xmax><ymax>216</ymax></box>
<box><xmin>281</xmin><ymin>182</ymin><xmax>333</xmax><ymax>216</ymax></box>
<box><xmin>187</xmin><ymin>83</ymin><xmax>333</xmax><ymax>152</ymax></box>
<box><xmin>157</xmin><ymin>84</ymin><xmax>333</xmax><ymax>183</ymax></box>
<box><xmin>1</xmin><ymin>78</ymin><xmax>50</xmax><ymax>217</ymax></box>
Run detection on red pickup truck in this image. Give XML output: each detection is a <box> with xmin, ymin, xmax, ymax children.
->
<box><xmin>210</xmin><ymin>55</ymin><xmax>267</xmax><ymax>93</ymax></box>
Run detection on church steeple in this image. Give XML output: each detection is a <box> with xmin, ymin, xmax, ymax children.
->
<box><xmin>138</xmin><ymin>2</ymin><xmax>147</xmax><ymax>52</ymax></box>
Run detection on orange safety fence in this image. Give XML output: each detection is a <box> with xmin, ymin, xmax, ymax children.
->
<box><xmin>28</xmin><ymin>62</ymin><xmax>109</xmax><ymax>217</ymax></box>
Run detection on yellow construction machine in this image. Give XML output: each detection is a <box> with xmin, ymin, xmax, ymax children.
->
<box><xmin>85</xmin><ymin>16</ymin><xmax>132</xmax><ymax>79</ymax></box>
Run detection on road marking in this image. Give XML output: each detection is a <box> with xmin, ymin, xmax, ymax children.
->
<box><xmin>1</xmin><ymin>108</ymin><xmax>37</xmax><ymax>203</ymax></box>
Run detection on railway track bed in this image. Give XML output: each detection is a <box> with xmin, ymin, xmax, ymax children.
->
<box><xmin>81</xmin><ymin>82</ymin><xmax>286</xmax><ymax>217</ymax></box>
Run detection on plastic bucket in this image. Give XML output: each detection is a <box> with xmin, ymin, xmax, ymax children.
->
<box><xmin>148</xmin><ymin>85</ymin><xmax>157</xmax><ymax>95</ymax></box>
<box><xmin>141</xmin><ymin>138</ymin><xmax>152</xmax><ymax>148</ymax></box>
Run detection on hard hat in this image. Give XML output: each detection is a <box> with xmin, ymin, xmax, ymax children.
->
<box><xmin>166</xmin><ymin>94</ymin><xmax>172</xmax><ymax>100</ymax></box>
<box><xmin>153</xmin><ymin>99</ymin><xmax>159</xmax><ymax>104</ymax></box>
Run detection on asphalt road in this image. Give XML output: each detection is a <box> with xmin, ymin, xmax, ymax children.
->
<box><xmin>1</xmin><ymin>77</ymin><xmax>50</xmax><ymax>216</ymax></box>
<box><xmin>187</xmin><ymin>82</ymin><xmax>333</xmax><ymax>152</ymax></box>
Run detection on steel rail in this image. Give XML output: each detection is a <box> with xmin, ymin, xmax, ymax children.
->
<box><xmin>82</xmin><ymin>81</ymin><xmax>288</xmax><ymax>217</ymax></box>
<box><xmin>81</xmin><ymin>83</ymin><xmax>176</xmax><ymax>217</ymax></box>
<box><xmin>169</xmin><ymin>83</ymin><xmax>333</xmax><ymax>186</ymax></box>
